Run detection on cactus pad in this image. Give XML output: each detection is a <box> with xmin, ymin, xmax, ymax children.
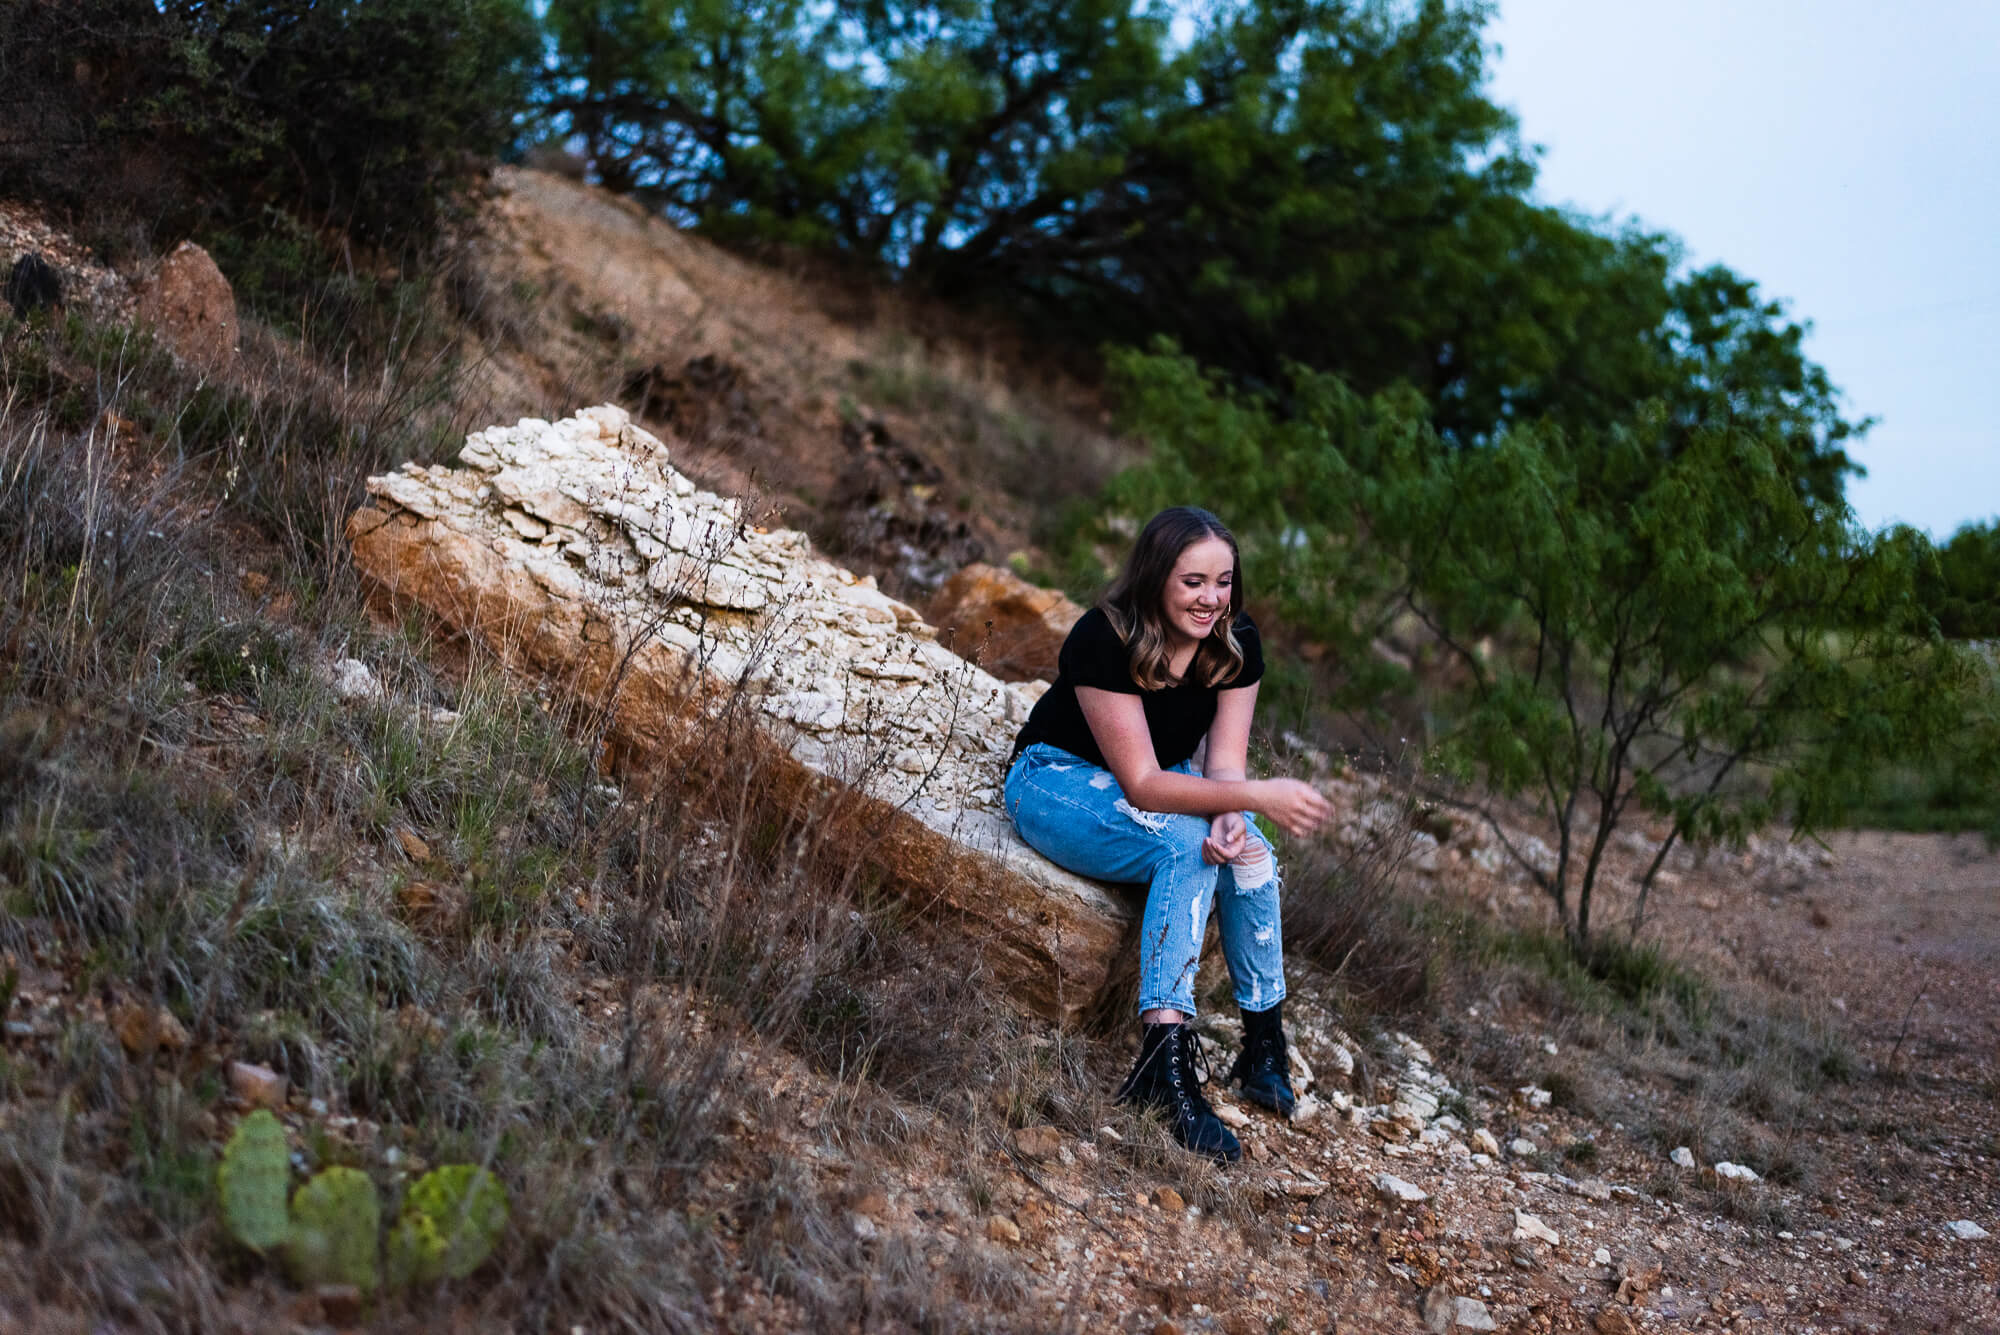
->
<box><xmin>285</xmin><ymin>1165</ymin><xmax>381</xmax><ymax>1293</ymax></box>
<box><xmin>385</xmin><ymin>1209</ymin><xmax>446</xmax><ymax>1289</ymax></box>
<box><xmin>401</xmin><ymin>1164</ymin><xmax>508</xmax><ymax>1281</ymax></box>
<box><xmin>216</xmin><ymin>1110</ymin><xmax>289</xmax><ymax>1251</ymax></box>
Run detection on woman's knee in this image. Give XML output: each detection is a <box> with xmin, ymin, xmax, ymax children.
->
<box><xmin>1229</xmin><ymin>829</ymin><xmax>1278</xmax><ymax>892</ymax></box>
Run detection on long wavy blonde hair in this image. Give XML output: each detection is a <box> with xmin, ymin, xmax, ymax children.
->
<box><xmin>1100</xmin><ymin>507</ymin><xmax>1248</xmax><ymax>691</ymax></box>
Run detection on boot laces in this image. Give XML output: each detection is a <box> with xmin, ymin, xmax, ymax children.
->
<box><xmin>1167</xmin><ymin>1026</ymin><xmax>1217</xmax><ymax>1122</ymax></box>
<box><xmin>1248</xmin><ymin>1026</ymin><xmax>1286</xmax><ymax>1078</ymax></box>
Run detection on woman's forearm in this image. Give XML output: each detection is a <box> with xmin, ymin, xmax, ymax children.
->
<box><xmin>1127</xmin><ymin>767</ymin><xmax>1263</xmax><ymax>818</ymax></box>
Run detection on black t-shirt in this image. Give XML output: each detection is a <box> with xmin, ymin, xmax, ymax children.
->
<box><xmin>1012</xmin><ymin>607</ymin><xmax>1265</xmax><ymax>770</ymax></box>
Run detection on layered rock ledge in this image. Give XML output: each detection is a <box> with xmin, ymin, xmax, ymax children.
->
<box><xmin>345</xmin><ymin>405</ymin><xmax>1130</xmax><ymax>1021</ymax></box>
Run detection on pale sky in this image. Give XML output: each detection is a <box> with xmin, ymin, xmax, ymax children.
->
<box><xmin>1484</xmin><ymin>0</ymin><xmax>2000</xmax><ymax>538</ymax></box>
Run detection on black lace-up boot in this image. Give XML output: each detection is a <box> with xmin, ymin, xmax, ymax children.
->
<box><xmin>1228</xmin><ymin>1001</ymin><xmax>1296</xmax><ymax>1118</ymax></box>
<box><xmin>1115</xmin><ymin>1022</ymin><xmax>1241</xmax><ymax>1163</ymax></box>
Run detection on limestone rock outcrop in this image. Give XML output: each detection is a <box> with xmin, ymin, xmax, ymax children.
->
<box><xmin>345</xmin><ymin>406</ymin><xmax>1133</xmax><ymax>1022</ymax></box>
<box><xmin>136</xmin><ymin>240</ymin><xmax>236</xmax><ymax>366</ymax></box>
<box><xmin>926</xmin><ymin>562</ymin><xmax>1084</xmax><ymax>683</ymax></box>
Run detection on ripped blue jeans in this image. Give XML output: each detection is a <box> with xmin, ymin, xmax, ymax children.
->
<box><xmin>1004</xmin><ymin>742</ymin><xmax>1286</xmax><ymax>1018</ymax></box>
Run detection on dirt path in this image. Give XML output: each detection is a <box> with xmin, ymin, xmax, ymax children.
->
<box><xmin>1371</xmin><ymin>829</ymin><xmax>2000</xmax><ymax>1334</ymax></box>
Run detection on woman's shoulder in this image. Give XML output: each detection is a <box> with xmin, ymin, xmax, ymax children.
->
<box><xmin>1059</xmin><ymin>606</ymin><xmax>1138</xmax><ymax>688</ymax></box>
<box><xmin>1063</xmin><ymin>605</ymin><xmax>1120</xmax><ymax>648</ymax></box>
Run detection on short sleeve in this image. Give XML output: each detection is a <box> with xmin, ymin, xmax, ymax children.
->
<box><xmin>1228</xmin><ymin>614</ymin><xmax>1265</xmax><ymax>689</ymax></box>
<box><xmin>1058</xmin><ymin>609</ymin><xmax>1142</xmax><ymax>693</ymax></box>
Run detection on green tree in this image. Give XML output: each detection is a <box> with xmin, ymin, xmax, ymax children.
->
<box><xmin>538</xmin><ymin>0</ymin><xmax>1874</xmax><ymax>473</ymax></box>
<box><xmin>1923</xmin><ymin>519</ymin><xmax>2000</xmax><ymax>639</ymax></box>
<box><xmin>0</xmin><ymin>0</ymin><xmax>539</xmax><ymax>246</ymax></box>
<box><xmin>1103</xmin><ymin>345</ymin><xmax>1984</xmax><ymax>947</ymax></box>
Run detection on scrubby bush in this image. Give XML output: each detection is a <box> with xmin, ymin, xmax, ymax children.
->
<box><xmin>0</xmin><ymin>0</ymin><xmax>538</xmax><ymax>250</ymax></box>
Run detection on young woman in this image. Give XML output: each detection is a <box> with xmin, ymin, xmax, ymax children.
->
<box><xmin>1004</xmin><ymin>506</ymin><xmax>1333</xmax><ymax>1162</ymax></box>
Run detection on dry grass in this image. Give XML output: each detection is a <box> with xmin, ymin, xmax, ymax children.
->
<box><xmin>0</xmin><ymin>297</ymin><xmax>1110</xmax><ymax>1331</ymax></box>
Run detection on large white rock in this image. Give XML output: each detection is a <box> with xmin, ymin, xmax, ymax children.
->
<box><xmin>347</xmin><ymin>406</ymin><xmax>1134</xmax><ymax>1021</ymax></box>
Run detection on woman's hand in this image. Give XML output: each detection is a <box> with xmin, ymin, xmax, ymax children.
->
<box><xmin>1202</xmin><ymin>811</ymin><xmax>1248</xmax><ymax>865</ymax></box>
<box><xmin>1253</xmin><ymin>778</ymin><xmax>1333</xmax><ymax>840</ymax></box>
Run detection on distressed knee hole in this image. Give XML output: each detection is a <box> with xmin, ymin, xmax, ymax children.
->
<box><xmin>1089</xmin><ymin>771</ymin><xmax>1116</xmax><ymax>790</ymax></box>
<box><xmin>1232</xmin><ymin>842</ymin><xmax>1274</xmax><ymax>891</ymax></box>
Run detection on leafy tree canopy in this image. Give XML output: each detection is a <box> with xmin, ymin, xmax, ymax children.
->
<box><xmin>1922</xmin><ymin>519</ymin><xmax>2000</xmax><ymax>639</ymax></box>
<box><xmin>540</xmin><ymin>0</ymin><xmax>1859</xmax><ymax>488</ymax></box>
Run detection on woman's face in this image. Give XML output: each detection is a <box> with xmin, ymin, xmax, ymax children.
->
<box><xmin>1160</xmin><ymin>535</ymin><xmax>1235</xmax><ymax>647</ymax></box>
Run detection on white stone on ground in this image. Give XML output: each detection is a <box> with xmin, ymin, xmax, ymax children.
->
<box><xmin>329</xmin><ymin>658</ymin><xmax>381</xmax><ymax>701</ymax></box>
<box><xmin>1375</xmin><ymin>1173</ymin><xmax>1430</xmax><ymax>1204</ymax></box>
<box><xmin>1511</xmin><ymin>1209</ymin><xmax>1561</xmax><ymax>1247</ymax></box>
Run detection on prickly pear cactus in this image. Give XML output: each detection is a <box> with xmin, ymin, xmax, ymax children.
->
<box><xmin>385</xmin><ymin>1209</ymin><xmax>446</xmax><ymax>1289</ymax></box>
<box><xmin>216</xmin><ymin>1110</ymin><xmax>289</xmax><ymax>1251</ymax></box>
<box><xmin>398</xmin><ymin>1164</ymin><xmax>508</xmax><ymax>1282</ymax></box>
<box><xmin>285</xmin><ymin>1166</ymin><xmax>381</xmax><ymax>1293</ymax></box>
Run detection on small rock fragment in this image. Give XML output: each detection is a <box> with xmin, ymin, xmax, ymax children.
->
<box><xmin>1448</xmin><ymin>1297</ymin><xmax>1497</xmax><ymax>1332</ymax></box>
<box><xmin>1423</xmin><ymin>1286</ymin><xmax>1498</xmax><ymax>1333</ymax></box>
<box><xmin>1669</xmin><ymin>1146</ymin><xmax>1695</xmax><ymax>1168</ymax></box>
<box><xmin>395</xmin><ymin>827</ymin><xmax>432</xmax><ymax>862</ymax></box>
<box><xmin>1593</xmin><ymin>1308</ymin><xmax>1638</xmax><ymax>1335</ymax></box>
<box><xmin>1154</xmin><ymin>1187</ymin><xmax>1186</xmax><ymax>1213</ymax></box>
<box><xmin>1570</xmin><ymin>1176</ymin><xmax>1613</xmax><ymax>1202</ymax></box>
<box><xmin>1470</xmin><ymin>1128</ymin><xmax>1501</xmax><ymax>1157</ymax></box>
<box><xmin>1512</xmin><ymin>1209</ymin><xmax>1560</xmax><ymax>1247</ymax></box>
<box><xmin>1213</xmin><ymin>1102</ymin><xmax>1250</xmax><ymax>1129</ymax></box>
<box><xmin>1374</xmin><ymin>1173</ymin><xmax>1429</xmax><ymax>1204</ymax></box>
<box><xmin>1508</xmin><ymin>1137</ymin><xmax>1538</xmax><ymax>1158</ymax></box>
<box><xmin>315</xmin><ymin>1285</ymin><xmax>364</xmax><ymax>1326</ymax></box>
<box><xmin>329</xmin><ymin>658</ymin><xmax>381</xmax><ymax>702</ymax></box>
<box><xmin>985</xmin><ymin>1214</ymin><xmax>1020</xmax><ymax>1244</ymax></box>
<box><xmin>1713</xmin><ymin>1161</ymin><xmax>1759</xmax><ymax>1182</ymax></box>
<box><xmin>1592</xmin><ymin>1246</ymin><xmax>1612</xmax><ymax>1266</ymax></box>
<box><xmin>135</xmin><ymin>240</ymin><xmax>238</xmax><ymax>366</ymax></box>
<box><xmin>1010</xmin><ymin>1125</ymin><xmax>1063</xmax><ymax>1161</ymax></box>
<box><xmin>1947</xmin><ymin>1219</ymin><xmax>1991</xmax><ymax>1241</ymax></box>
<box><xmin>228</xmin><ymin>1061</ymin><xmax>287</xmax><ymax>1111</ymax></box>
<box><xmin>114</xmin><ymin>1002</ymin><xmax>189</xmax><ymax>1056</ymax></box>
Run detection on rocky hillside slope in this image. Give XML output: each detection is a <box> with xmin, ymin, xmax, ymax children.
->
<box><xmin>1</xmin><ymin>172</ymin><xmax>1997</xmax><ymax>1335</ymax></box>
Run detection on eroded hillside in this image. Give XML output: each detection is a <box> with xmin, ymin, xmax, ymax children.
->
<box><xmin>1</xmin><ymin>170</ymin><xmax>1997</xmax><ymax>1335</ymax></box>
<box><xmin>456</xmin><ymin>167</ymin><xmax>1131</xmax><ymax>599</ymax></box>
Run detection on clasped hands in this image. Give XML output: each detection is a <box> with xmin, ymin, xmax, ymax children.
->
<box><xmin>1201</xmin><ymin>810</ymin><xmax>1250</xmax><ymax>865</ymax></box>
